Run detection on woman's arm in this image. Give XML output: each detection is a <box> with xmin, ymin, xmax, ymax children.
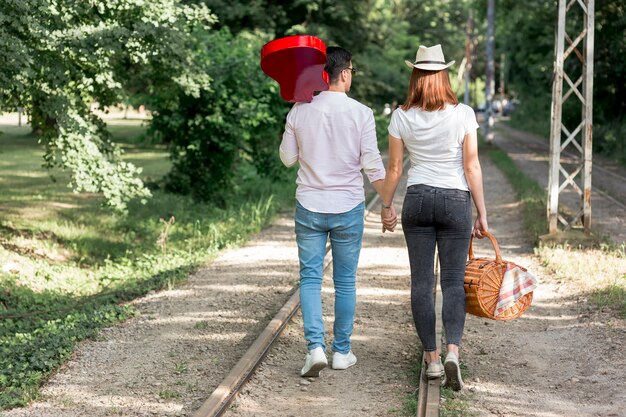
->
<box><xmin>462</xmin><ymin>130</ymin><xmax>488</xmax><ymax>237</ymax></box>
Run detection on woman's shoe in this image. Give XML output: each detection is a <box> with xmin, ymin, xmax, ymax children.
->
<box><xmin>425</xmin><ymin>361</ymin><xmax>444</xmax><ymax>379</ymax></box>
<box><xmin>442</xmin><ymin>351</ymin><xmax>464</xmax><ymax>391</ymax></box>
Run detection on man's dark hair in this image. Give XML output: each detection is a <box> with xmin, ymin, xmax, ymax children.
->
<box><xmin>324</xmin><ymin>46</ymin><xmax>352</xmax><ymax>84</ymax></box>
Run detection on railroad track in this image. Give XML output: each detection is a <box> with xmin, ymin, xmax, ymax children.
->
<box><xmin>416</xmin><ymin>257</ymin><xmax>443</xmax><ymax>417</ymax></box>
<box><xmin>496</xmin><ymin>123</ymin><xmax>626</xmax><ymax>211</ymax></box>
<box><xmin>192</xmin><ymin>161</ymin><xmax>440</xmax><ymax>417</ymax></box>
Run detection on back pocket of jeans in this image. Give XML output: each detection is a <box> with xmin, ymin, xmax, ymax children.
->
<box><xmin>443</xmin><ymin>195</ymin><xmax>469</xmax><ymax>223</ymax></box>
<box><xmin>402</xmin><ymin>193</ymin><xmax>424</xmax><ymax>223</ymax></box>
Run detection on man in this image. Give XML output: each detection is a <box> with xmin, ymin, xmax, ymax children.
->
<box><xmin>280</xmin><ymin>46</ymin><xmax>389</xmax><ymax>377</ymax></box>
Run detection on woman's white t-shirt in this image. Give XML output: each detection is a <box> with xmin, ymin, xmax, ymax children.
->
<box><xmin>388</xmin><ymin>103</ymin><xmax>479</xmax><ymax>191</ymax></box>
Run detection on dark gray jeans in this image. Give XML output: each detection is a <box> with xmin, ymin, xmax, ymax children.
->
<box><xmin>401</xmin><ymin>184</ymin><xmax>472</xmax><ymax>351</ymax></box>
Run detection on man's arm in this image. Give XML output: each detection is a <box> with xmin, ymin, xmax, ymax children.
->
<box><xmin>279</xmin><ymin>108</ymin><xmax>299</xmax><ymax>167</ymax></box>
<box><xmin>360</xmin><ymin>110</ymin><xmax>385</xmax><ymax>184</ymax></box>
<box><xmin>370</xmin><ymin>179</ymin><xmax>384</xmax><ymax>195</ymax></box>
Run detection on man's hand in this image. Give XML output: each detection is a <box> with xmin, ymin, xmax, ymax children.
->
<box><xmin>381</xmin><ymin>206</ymin><xmax>397</xmax><ymax>233</ymax></box>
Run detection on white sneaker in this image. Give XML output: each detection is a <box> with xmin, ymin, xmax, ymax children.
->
<box><xmin>300</xmin><ymin>347</ymin><xmax>327</xmax><ymax>377</ymax></box>
<box><xmin>331</xmin><ymin>351</ymin><xmax>357</xmax><ymax>370</ymax></box>
<box><xmin>442</xmin><ymin>351</ymin><xmax>464</xmax><ymax>391</ymax></box>
<box><xmin>425</xmin><ymin>361</ymin><xmax>444</xmax><ymax>379</ymax></box>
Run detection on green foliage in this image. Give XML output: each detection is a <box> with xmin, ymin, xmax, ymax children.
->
<box><xmin>440</xmin><ymin>361</ymin><xmax>474</xmax><ymax>416</ymax></box>
<box><xmin>0</xmin><ymin>126</ymin><xmax>296</xmax><ymax>409</ymax></box>
<box><xmin>158</xmin><ymin>389</ymin><xmax>182</xmax><ymax>399</ymax></box>
<box><xmin>508</xmin><ymin>94</ymin><xmax>551</xmax><ymax>138</ymax></box>
<box><xmin>154</xmin><ymin>0</ymin><xmax>479</xmax><ymax>202</ymax></box>
<box><xmin>200</xmin><ymin>0</ymin><xmax>475</xmax><ymax>110</ymax></box>
<box><xmin>0</xmin><ymin>300</ymin><xmax>132</xmax><ymax>409</ymax></box>
<box><xmin>150</xmin><ymin>28</ymin><xmax>290</xmax><ymax>202</ymax></box>
<box><xmin>490</xmin><ymin>0</ymin><xmax>626</xmax><ymax>162</ymax></box>
<box><xmin>0</xmin><ymin>0</ymin><xmax>216</xmax><ymax>211</ymax></box>
<box><xmin>590</xmin><ymin>284</ymin><xmax>626</xmax><ymax>318</ymax></box>
<box><xmin>375</xmin><ymin>113</ymin><xmax>392</xmax><ymax>151</ymax></box>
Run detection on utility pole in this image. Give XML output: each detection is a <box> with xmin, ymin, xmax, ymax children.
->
<box><xmin>485</xmin><ymin>0</ymin><xmax>495</xmax><ymax>143</ymax></box>
<box><xmin>547</xmin><ymin>0</ymin><xmax>595</xmax><ymax>235</ymax></box>
<box><xmin>464</xmin><ymin>12</ymin><xmax>474</xmax><ymax>106</ymax></box>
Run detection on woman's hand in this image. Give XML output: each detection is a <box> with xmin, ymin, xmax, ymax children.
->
<box><xmin>472</xmin><ymin>215</ymin><xmax>488</xmax><ymax>238</ymax></box>
<box><xmin>381</xmin><ymin>206</ymin><xmax>397</xmax><ymax>233</ymax></box>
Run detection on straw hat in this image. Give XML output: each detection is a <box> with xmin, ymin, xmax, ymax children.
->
<box><xmin>405</xmin><ymin>44</ymin><xmax>455</xmax><ymax>71</ymax></box>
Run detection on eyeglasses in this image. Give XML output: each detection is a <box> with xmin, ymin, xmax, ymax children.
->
<box><xmin>343</xmin><ymin>66</ymin><xmax>357</xmax><ymax>74</ymax></box>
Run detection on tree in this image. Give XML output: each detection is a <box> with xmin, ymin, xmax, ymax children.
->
<box><xmin>0</xmin><ymin>0</ymin><xmax>216</xmax><ymax>211</ymax></box>
<box><xmin>487</xmin><ymin>0</ymin><xmax>626</xmax><ymax>160</ymax></box>
<box><xmin>149</xmin><ymin>28</ymin><xmax>289</xmax><ymax>204</ymax></box>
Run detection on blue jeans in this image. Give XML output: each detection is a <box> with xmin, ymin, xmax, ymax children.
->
<box><xmin>401</xmin><ymin>184</ymin><xmax>472</xmax><ymax>351</ymax></box>
<box><xmin>295</xmin><ymin>201</ymin><xmax>364</xmax><ymax>354</ymax></box>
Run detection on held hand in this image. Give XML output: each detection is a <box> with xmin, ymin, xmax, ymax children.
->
<box><xmin>381</xmin><ymin>206</ymin><xmax>398</xmax><ymax>233</ymax></box>
<box><xmin>472</xmin><ymin>215</ymin><xmax>488</xmax><ymax>238</ymax></box>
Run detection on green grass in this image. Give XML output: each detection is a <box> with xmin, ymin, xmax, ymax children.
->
<box><xmin>399</xmin><ymin>351</ymin><xmax>475</xmax><ymax>416</ymax></box>
<box><xmin>400</xmin><ymin>355</ymin><xmax>421</xmax><ymax>416</ymax></box>
<box><xmin>480</xmin><ymin>136</ymin><xmax>547</xmax><ymax>241</ymax></box>
<box><xmin>591</xmin><ymin>284</ymin><xmax>626</xmax><ymax>317</ymax></box>
<box><xmin>158</xmin><ymin>389</ymin><xmax>181</xmax><ymax>400</ymax></box>
<box><xmin>0</xmin><ymin>121</ymin><xmax>296</xmax><ymax>409</ymax></box>
<box><xmin>536</xmin><ymin>243</ymin><xmax>626</xmax><ymax>317</ymax></box>
<box><xmin>375</xmin><ymin>113</ymin><xmax>391</xmax><ymax>151</ymax></box>
<box><xmin>440</xmin><ymin>362</ymin><xmax>475</xmax><ymax>417</ymax></box>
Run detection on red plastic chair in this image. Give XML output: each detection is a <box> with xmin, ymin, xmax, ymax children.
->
<box><xmin>260</xmin><ymin>35</ymin><xmax>329</xmax><ymax>103</ymax></box>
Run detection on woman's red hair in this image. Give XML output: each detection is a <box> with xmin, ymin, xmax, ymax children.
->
<box><xmin>401</xmin><ymin>68</ymin><xmax>458</xmax><ymax>111</ymax></box>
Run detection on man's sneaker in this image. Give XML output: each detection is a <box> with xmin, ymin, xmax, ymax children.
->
<box><xmin>300</xmin><ymin>347</ymin><xmax>328</xmax><ymax>377</ymax></box>
<box><xmin>331</xmin><ymin>351</ymin><xmax>357</xmax><ymax>370</ymax></box>
<box><xmin>425</xmin><ymin>361</ymin><xmax>444</xmax><ymax>379</ymax></box>
<box><xmin>442</xmin><ymin>351</ymin><xmax>464</xmax><ymax>391</ymax></box>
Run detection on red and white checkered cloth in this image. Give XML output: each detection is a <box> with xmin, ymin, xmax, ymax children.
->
<box><xmin>494</xmin><ymin>263</ymin><xmax>538</xmax><ymax>317</ymax></box>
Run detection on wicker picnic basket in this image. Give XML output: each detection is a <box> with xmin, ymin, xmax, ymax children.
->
<box><xmin>464</xmin><ymin>231</ymin><xmax>533</xmax><ymax>320</ymax></box>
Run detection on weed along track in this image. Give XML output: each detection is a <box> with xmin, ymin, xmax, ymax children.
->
<box><xmin>415</xmin><ymin>259</ymin><xmax>443</xmax><ymax>417</ymax></box>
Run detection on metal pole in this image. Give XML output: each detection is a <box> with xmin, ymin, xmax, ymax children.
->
<box><xmin>485</xmin><ymin>0</ymin><xmax>495</xmax><ymax>143</ymax></box>
<box><xmin>547</xmin><ymin>0</ymin><xmax>566</xmax><ymax>234</ymax></box>
<box><xmin>582</xmin><ymin>0</ymin><xmax>595</xmax><ymax>234</ymax></box>
<box><xmin>547</xmin><ymin>0</ymin><xmax>595</xmax><ymax>235</ymax></box>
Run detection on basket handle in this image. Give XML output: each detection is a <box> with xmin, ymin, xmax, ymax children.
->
<box><xmin>468</xmin><ymin>231</ymin><xmax>502</xmax><ymax>263</ymax></box>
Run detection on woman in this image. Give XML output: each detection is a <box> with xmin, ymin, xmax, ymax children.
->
<box><xmin>380</xmin><ymin>45</ymin><xmax>488</xmax><ymax>391</ymax></box>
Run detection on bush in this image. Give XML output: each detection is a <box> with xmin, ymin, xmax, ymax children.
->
<box><xmin>149</xmin><ymin>29</ymin><xmax>290</xmax><ymax>204</ymax></box>
<box><xmin>594</xmin><ymin>120</ymin><xmax>626</xmax><ymax>165</ymax></box>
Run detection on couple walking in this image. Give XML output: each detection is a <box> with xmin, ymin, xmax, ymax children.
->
<box><xmin>279</xmin><ymin>44</ymin><xmax>487</xmax><ymax>391</ymax></box>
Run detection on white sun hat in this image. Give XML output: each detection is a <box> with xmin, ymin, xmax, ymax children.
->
<box><xmin>405</xmin><ymin>44</ymin><xmax>455</xmax><ymax>71</ymax></box>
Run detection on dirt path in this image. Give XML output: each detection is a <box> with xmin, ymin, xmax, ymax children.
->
<box><xmin>223</xmin><ymin>174</ymin><xmax>414</xmax><ymax>417</ymax></box>
<box><xmin>2</xmin><ymin>218</ymin><xmax>302</xmax><ymax>417</ymax></box>
<box><xmin>4</xmin><ymin>128</ymin><xmax>625</xmax><ymax>417</ymax></box>
<box><xmin>222</xmin><ymin>150</ymin><xmax>626</xmax><ymax>416</ymax></box>
<box><xmin>464</xmin><ymin>148</ymin><xmax>626</xmax><ymax>416</ymax></box>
